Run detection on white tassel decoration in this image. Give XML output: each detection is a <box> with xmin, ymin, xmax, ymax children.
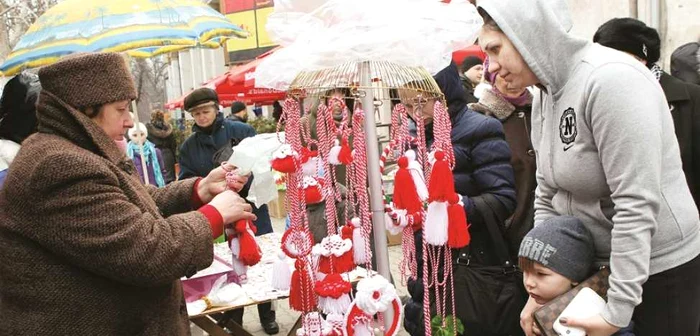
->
<box><xmin>271</xmin><ymin>251</ymin><xmax>292</xmax><ymax>291</ymax></box>
<box><xmin>424</xmin><ymin>201</ymin><xmax>449</xmax><ymax>246</ymax></box>
<box><xmin>351</xmin><ymin>218</ymin><xmax>370</xmax><ymax>264</ymax></box>
<box><xmin>328</xmin><ymin>140</ymin><xmax>342</xmax><ymax>165</ymax></box>
<box><xmin>404</xmin><ymin>150</ymin><xmax>428</xmax><ymax>201</ymax></box>
<box><xmin>319</xmin><ymin>294</ymin><xmax>353</xmax><ymax>315</ymax></box>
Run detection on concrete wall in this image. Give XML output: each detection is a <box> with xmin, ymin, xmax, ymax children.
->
<box><xmin>567</xmin><ymin>0</ymin><xmax>700</xmax><ymax>69</ymax></box>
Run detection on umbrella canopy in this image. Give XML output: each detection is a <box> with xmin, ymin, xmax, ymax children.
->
<box><xmin>165</xmin><ymin>49</ymin><xmax>285</xmax><ymax>109</ymax></box>
<box><xmin>0</xmin><ymin>0</ymin><xmax>248</xmax><ymax>76</ymax></box>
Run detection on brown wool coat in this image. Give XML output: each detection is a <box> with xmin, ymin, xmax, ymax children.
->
<box><xmin>0</xmin><ymin>91</ymin><xmax>214</xmax><ymax>335</ymax></box>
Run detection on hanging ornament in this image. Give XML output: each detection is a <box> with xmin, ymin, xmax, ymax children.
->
<box><xmin>424</xmin><ymin>150</ymin><xmax>454</xmax><ymax>246</ymax></box>
<box><xmin>315</xmin><ymin>273</ymin><xmax>353</xmax><ymax>315</ymax></box>
<box><xmin>349</xmin><ymin>218</ymin><xmax>369</xmax><ymax>264</ymax></box>
<box><xmin>404</xmin><ymin>149</ymin><xmax>428</xmax><ymax>201</ymax></box>
<box><xmin>233</xmin><ymin>219</ymin><xmax>262</xmax><ymax>266</ymax></box>
<box><xmin>328</xmin><ymin>138</ymin><xmax>353</xmax><ymax>166</ymax></box>
<box><xmin>289</xmin><ymin>258</ymin><xmax>318</xmax><ymax>313</ymax></box>
<box><xmin>271</xmin><ymin>144</ymin><xmax>299</xmax><ymax>173</ymax></box>
<box><xmin>447</xmin><ymin>193</ymin><xmax>470</xmax><ymax>249</ymax></box>
<box><xmin>297</xmin><ymin>312</ymin><xmax>335</xmax><ymax>336</ymax></box>
<box><xmin>303</xmin><ymin>176</ymin><xmax>325</xmax><ymax>204</ymax></box>
<box><xmin>281</xmin><ymin>226</ymin><xmax>315</xmax><ymax>259</ymax></box>
<box><xmin>271</xmin><ymin>251</ymin><xmax>292</xmax><ymax>291</ymax></box>
<box><xmin>313</xmin><ymin>234</ymin><xmax>354</xmax><ymax>274</ymax></box>
<box><xmin>325</xmin><ymin>313</ymin><xmax>345</xmax><ymax>336</ymax></box>
<box><xmin>343</xmin><ymin>276</ymin><xmax>403</xmax><ymax>336</ymax></box>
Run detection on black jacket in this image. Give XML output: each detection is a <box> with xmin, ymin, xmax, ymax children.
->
<box><xmin>146</xmin><ymin>122</ymin><xmax>177</xmax><ymax>184</ymax></box>
<box><xmin>403</xmin><ymin>63</ymin><xmax>516</xmax><ymax>336</ymax></box>
<box><xmin>660</xmin><ymin>72</ymin><xmax>700</xmax><ymax>213</ymax></box>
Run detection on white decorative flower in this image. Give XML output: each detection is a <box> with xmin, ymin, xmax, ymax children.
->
<box><xmin>354</xmin><ymin>276</ymin><xmax>398</xmax><ymax>315</ymax></box>
<box><xmin>312</xmin><ymin>234</ymin><xmax>352</xmax><ymax>257</ymax></box>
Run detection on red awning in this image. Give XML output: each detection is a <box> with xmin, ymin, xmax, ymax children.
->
<box><xmin>452</xmin><ymin>44</ymin><xmax>486</xmax><ymax>66</ymax></box>
<box><xmin>165</xmin><ymin>48</ymin><xmax>286</xmax><ymax>110</ymax></box>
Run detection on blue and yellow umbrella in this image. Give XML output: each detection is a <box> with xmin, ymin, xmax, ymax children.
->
<box><xmin>0</xmin><ymin>0</ymin><xmax>248</xmax><ymax>76</ymax></box>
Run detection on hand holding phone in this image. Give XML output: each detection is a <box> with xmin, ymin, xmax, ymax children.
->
<box><xmin>552</xmin><ymin>287</ymin><xmax>606</xmax><ymax>336</ymax></box>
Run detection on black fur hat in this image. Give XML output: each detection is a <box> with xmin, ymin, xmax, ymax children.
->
<box><xmin>594</xmin><ymin>18</ymin><xmax>661</xmax><ymax>68</ymax></box>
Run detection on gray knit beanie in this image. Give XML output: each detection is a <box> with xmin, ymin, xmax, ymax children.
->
<box><xmin>518</xmin><ymin>216</ymin><xmax>595</xmax><ymax>282</ymax></box>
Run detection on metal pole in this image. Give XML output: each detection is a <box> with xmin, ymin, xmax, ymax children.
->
<box><xmin>131</xmin><ymin>101</ymin><xmax>150</xmax><ymax>185</ymax></box>
<box><xmin>200</xmin><ymin>47</ymin><xmax>207</xmax><ymax>81</ymax></box>
<box><xmin>359</xmin><ymin>61</ymin><xmax>393</xmax><ymax>332</ymax></box>
<box><xmin>189</xmin><ymin>48</ymin><xmax>197</xmax><ymax>89</ymax></box>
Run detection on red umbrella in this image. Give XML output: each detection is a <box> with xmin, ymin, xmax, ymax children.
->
<box><xmin>165</xmin><ymin>48</ymin><xmax>285</xmax><ymax>110</ymax></box>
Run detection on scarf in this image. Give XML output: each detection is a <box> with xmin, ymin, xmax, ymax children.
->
<box><xmin>127</xmin><ymin>140</ymin><xmax>165</xmax><ymax>187</ymax></box>
<box><xmin>650</xmin><ymin>63</ymin><xmax>663</xmax><ymax>81</ymax></box>
<box><xmin>483</xmin><ymin>57</ymin><xmax>532</xmax><ymax>107</ymax></box>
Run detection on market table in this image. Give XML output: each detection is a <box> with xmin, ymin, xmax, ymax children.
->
<box><xmin>187</xmin><ymin>233</ymin><xmax>375</xmax><ymax>336</ymax></box>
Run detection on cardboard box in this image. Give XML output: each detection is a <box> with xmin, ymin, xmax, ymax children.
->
<box><xmin>267</xmin><ymin>190</ymin><xmax>287</xmax><ymax>219</ymax></box>
<box><xmin>387</xmin><ymin>230</ymin><xmax>402</xmax><ymax>246</ymax></box>
<box><xmin>181</xmin><ymin>255</ymin><xmax>241</xmax><ymax>303</ymax></box>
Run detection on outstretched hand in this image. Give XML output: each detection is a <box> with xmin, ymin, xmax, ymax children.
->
<box><xmin>559</xmin><ymin>314</ymin><xmax>620</xmax><ymax>336</ymax></box>
<box><xmin>197</xmin><ymin>163</ymin><xmax>249</xmax><ymax>203</ymax></box>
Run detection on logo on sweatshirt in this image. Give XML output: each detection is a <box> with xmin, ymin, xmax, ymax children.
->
<box><xmin>559</xmin><ymin>108</ymin><xmax>577</xmax><ymax>147</ymax></box>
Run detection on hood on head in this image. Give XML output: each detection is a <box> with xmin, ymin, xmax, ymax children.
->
<box><xmin>478</xmin><ymin>0</ymin><xmax>589</xmax><ymax>94</ymax></box>
<box><xmin>671</xmin><ymin>42</ymin><xmax>700</xmax><ymax>85</ymax></box>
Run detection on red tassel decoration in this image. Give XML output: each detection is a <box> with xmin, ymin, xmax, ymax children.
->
<box><xmin>303</xmin><ymin>176</ymin><xmax>324</xmax><ymax>204</ymax></box>
<box><xmin>234</xmin><ymin>220</ymin><xmax>262</xmax><ymax>266</ymax></box>
<box><xmin>393</xmin><ymin>156</ymin><xmax>424</xmax><ymax>214</ymax></box>
<box><xmin>271</xmin><ymin>156</ymin><xmax>296</xmax><ymax>173</ymax></box>
<box><xmin>338</xmin><ymin>138</ymin><xmax>353</xmax><ymax>165</ymax></box>
<box><xmin>289</xmin><ymin>259</ymin><xmax>317</xmax><ymax>312</ymax></box>
<box><xmin>315</xmin><ymin>273</ymin><xmax>353</xmax><ymax>315</ymax></box>
<box><xmin>447</xmin><ymin>193</ymin><xmax>470</xmax><ymax>248</ymax></box>
<box><xmin>428</xmin><ymin>151</ymin><xmax>455</xmax><ymax>202</ymax></box>
<box><xmin>314</xmin><ymin>235</ymin><xmax>354</xmax><ymax>274</ymax></box>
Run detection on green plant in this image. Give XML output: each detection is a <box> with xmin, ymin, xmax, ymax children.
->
<box><xmin>249</xmin><ymin>117</ymin><xmax>280</xmax><ymax>134</ymax></box>
<box><xmin>431</xmin><ymin>315</ymin><xmax>465</xmax><ymax>336</ymax></box>
<box><xmin>170</xmin><ymin>119</ymin><xmax>195</xmax><ymax>160</ymax></box>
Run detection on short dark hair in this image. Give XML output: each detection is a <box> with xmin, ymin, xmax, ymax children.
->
<box><xmin>478</xmin><ymin>7</ymin><xmax>501</xmax><ymax>32</ymax></box>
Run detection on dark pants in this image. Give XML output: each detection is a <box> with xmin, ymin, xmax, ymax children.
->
<box><xmin>632</xmin><ymin>252</ymin><xmax>700</xmax><ymax>336</ymax></box>
<box><xmin>221</xmin><ymin>302</ymin><xmax>275</xmax><ymax>326</ymax></box>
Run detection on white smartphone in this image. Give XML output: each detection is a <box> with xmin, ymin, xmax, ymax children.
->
<box><xmin>552</xmin><ymin>287</ymin><xmax>606</xmax><ymax>336</ymax></box>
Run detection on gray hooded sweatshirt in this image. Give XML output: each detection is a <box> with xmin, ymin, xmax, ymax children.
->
<box><xmin>479</xmin><ymin>0</ymin><xmax>700</xmax><ymax>328</ymax></box>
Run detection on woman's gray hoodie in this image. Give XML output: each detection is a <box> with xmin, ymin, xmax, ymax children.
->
<box><xmin>479</xmin><ymin>0</ymin><xmax>700</xmax><ymax>328</ymax></box>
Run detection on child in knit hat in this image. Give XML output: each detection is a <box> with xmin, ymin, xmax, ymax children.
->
<box><xmin>127</xmin><ymin>122</ymin><xmax>167</xmax><ymax>187</ymax></box>
<box><xmin>519</xmin><ymin>216</ymin><xmax>634</xmax><ymax>335</ymax></box>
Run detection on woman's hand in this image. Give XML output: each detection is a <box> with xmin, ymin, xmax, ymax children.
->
<box><xmin>208</xmin><ymin>190</ymin><xmax>257</xmax><ymax>224</ymax></box>
<box><xmin>520</xmin><ymin>296</ymin><xmax>542</xmax><ymax>336</ymax></box>
<box><xmin>559</xmin><ymin>314</ymin><xmax>620</xmax><ymax>336</ymax></box>
<box><xmin>198</xmin><ymin>163</ymin><xmax>248</xmax><ymax>203</ymax></box>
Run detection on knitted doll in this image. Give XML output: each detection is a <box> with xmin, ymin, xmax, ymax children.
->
<box><xmin>127</xmin><ymin>123</ymin><xmax>166</xmax><ymax>187</ymax></box>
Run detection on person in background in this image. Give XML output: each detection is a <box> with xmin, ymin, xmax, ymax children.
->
<box><xmin>469</xmin><ymin>63</ymin><xmax>536</xmax><ymax>261</ymax></box>
<box><xmin>0</xmin><ymin>52</ymin><xmax>255</xmax><ymax>335</ymax></box>
<box><xmin>252</xmin><ymin>103</ymin><xmax>263</xmax><ymax>118</ymax></box>
<box><xmin>519</xmin><ymin>216</ymin><xmax>634</xmax><ymax>336</ymax></box>
<box><xmin>476</xmin><ymin>1</ymin><xmax>700</xmax><ymax>335</ymax></box>
<box><xmin>146</xmin><ymin>110</ymin><xmax>177</xmax><ymax>183</ymax></box>
<box><xmin>402</xmin><ymin>62</ymin><xmax>517</xmax><ymax>336</ymax></box>
<box><xmin>671</xmin><ymin>41</ymin><xmax>700</xmax><ymax>85</ymax></box>
<box><xmin>227</xmin><ymin>101</ymin><xmax>249</xmax><ymax>123</ymax></box>
<box><xmin>0</xmin><ymin>73</ymin><xmax>40</xmax><ymax>188</ymax></box>
<box><xmin>272</xmin><ymin>101</ymin><xmax>283</xmax><ymax>122</ymax></box>
<box><xmin>460</xmin><ymin>56</ymin><xmax>484</xmax><ymax>103</ymax></box>
<box><xmin>178</xmin><ymin>88</ymin><xmax>278</xmax><ymax>335</ymax></box>
<box><xmin>593</xmin><ymin>18</ymin><xmax>700</xmax><ymax>215</ymax></box>
<box><xmin>127</xmin><ymin>122</ymin><xmax>167</xmax><ymax>188</ymax></box>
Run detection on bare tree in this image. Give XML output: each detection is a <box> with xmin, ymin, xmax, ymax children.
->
<box><xmin>131</xmin><ymin>57</ymin><xmax>170</xmax><ymax>123</ymax></box>
<box><xmin>0</xmin><ymin>0</ymin><xmax>60</xmax><ymax>61</ymax></box>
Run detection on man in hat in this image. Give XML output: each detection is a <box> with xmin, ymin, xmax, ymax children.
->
<box><xmin>227</xmin><ymin>101</ymin><xmax>249</xmax><ymax>123</ymax></box>
<box><xmin>459</xmin><ymin>56</ymin><xmax>484</xmax><ymax>103</ymax></box>
<box><xmin>178</xmin><ymin>88</ymin><xmax>279</xmax><ymax>334</ymax></box>
<box><xmin>594</xmin><ymin>18</ymin><xmax>700</xmax><ymax>214</ymax></box>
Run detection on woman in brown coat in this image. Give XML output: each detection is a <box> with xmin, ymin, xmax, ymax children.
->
<box><xmin>0</xmin><ymin>53</ymin><xmax>256</xmax><ymax>335</ymax></box>
<box><xmin>469</xmin><ymin>64</ymin><xmax>536</xmax><ymax>260</ymax></box>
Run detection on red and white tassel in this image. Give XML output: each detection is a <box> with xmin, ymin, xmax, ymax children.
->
<box><xmin>338</xmin><ymin>138</ymin><xmax>353</xmax><ymax>165</ymax></box>
<box><xmin>289</xmin><ymin>259</ymin><xmax>317</xmax><ymax>313</ymax></box>
<box><xmin>315</xmin><ymin>273</ymin><xmax>353</xmax><ymax>315</ymax></box>
<box><xmin>424</xmin><ymin>150</ymin><xmax>455</xmax><ymax>246</ymax></box>
<box><xmin>234</xmin><ymin>219</ymin><xmax>262</xmax><ymax>266</ymax></box>
<box><xmin>404</xmin><ymin>149</ymin><xmax>428</xmax><ymax>201</ymax></box>
<box><xmin>271</xmin><ymin>251</ymin><xmax>292</xmax><ymax>291</ymax></box>
<box><xmin>392</xmin><ymin>156</ymin><xmax>424</xmax><ymax>214</ymax></box>
<box><xmin>447</xmin><ymin>193</ymin><xmax>470</xmax><ymax>249</ymax></box>
<box><xmin>350</xmin><ymin>218</ymin><xmax>369</xmax><ymax>264</ymax></box>
<box><xmin>313</xmin><ymin>235</ymin><xmax>354</xmax><ymax>274</ymax></box>
<box><xmin>302</xmin><ymin>176</ymin><xmax>324</xmax><ymax>204</ymax></box>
